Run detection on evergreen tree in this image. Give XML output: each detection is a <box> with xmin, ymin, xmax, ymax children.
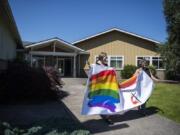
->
<box><xmin>160</xmin><ymin>0</ymin><xmax>180</xmax><ymax>79</ymax></box>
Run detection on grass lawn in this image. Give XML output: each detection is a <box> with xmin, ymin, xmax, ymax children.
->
<box><xmin>147</xmin><ymin>83</ymin><xmax>180</xmax><ymax>123</ymax></box>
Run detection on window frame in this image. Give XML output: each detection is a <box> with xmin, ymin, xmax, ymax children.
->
<box><xmin>135</xmin><ymin>55</ymin><xmax>165</xmax><ymax>70</ymax></box>
<box><xmin>94</xmin><ymin>55</ymin><xmax>124</xmax><ymax>70</ymax></box>
<box><xmin>109</xmin><ymin>55</ymin><xmax>124</xmax><ymax>70</ymax></box>
<box><xmin>32</xmin><ymin>55</ymin><xmax>45</xmax><ymax>67</ymax></box>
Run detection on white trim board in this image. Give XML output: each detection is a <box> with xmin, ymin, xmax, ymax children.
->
<box><xmin>73</xmin><ymin>28</ymin><xmax>161</xmax><ymax>44</ymax></box>
<box><xmin>94</xmin><ymin>55</ymin><xmax>124</xmax><ymax>70</ymax></box>
<box><xmin>30</xmin><ymin>51</ymin><xmax>77</xmax><ymax>57</ymax></box>
<box><xmin>108</xmin><ymin>55</ymin><xmax>124</xmax><ymax>70</ymax></box>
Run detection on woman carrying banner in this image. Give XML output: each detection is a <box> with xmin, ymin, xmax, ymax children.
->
<box><xmin>87</xmin><ymin>52</ymin><xmax>114</xmax><ymax>124</ymax></box>
<box><xmin>136</xmin><ymin>59</ymin><xmax>159</xmax><ymax>115</ymax></box>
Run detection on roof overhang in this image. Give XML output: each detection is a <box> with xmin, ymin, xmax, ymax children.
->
<box><xmin>30</xmin><ymin>51</ymin><xmax>77</xmax><ymax>57</ymax></box>
<box><xmin>25</xmin><ymin>38</ymin><xmax>86</xmax><ymax>53</ymax></box>
<box><xmin>78</xmin><ymin>51</ymin><xmax>90</xmax><ymax>54</ymax></box>
<box><xmin>73</xmin><ymin>28</ymin><xmax>161</xmax><ymax>45</ymax></box>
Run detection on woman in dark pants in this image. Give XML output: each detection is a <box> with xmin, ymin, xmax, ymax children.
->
<box><xmin>136</xmin><ymin>59</ymin><xmax>159</xmax><ymax>115</ymax></box>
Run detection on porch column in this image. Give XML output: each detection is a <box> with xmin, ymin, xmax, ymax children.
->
<box><xmin>53</xmin><ymin>41</ymin><xmax>56</xmax><ymax>52</ymax></box>
<box><xmin>73</xmin><ymin>54</ymin><xmax>77</xmax><ymax>77</ymax></box>
<box><xmin>30</xmin><ymin>48</ymin><xmax>33</xmax><ymax>67</ymax></box>
<box><xmin>30</xmin><ymin>53</ymin><xmax>33</xmax><ymax>67</ymax></box>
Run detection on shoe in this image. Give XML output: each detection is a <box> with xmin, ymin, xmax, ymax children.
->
<box><xmin>105</xmin><ymin>118</ymin><xmax>114</xmax><ymax>125</ymax></box>
<box><xmin>140</xmin><ymin>110</ymin><xmax>147</xmax><ymax>116</ymax></box>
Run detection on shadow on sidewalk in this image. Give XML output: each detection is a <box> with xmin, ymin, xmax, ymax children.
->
<box><xmin>110</xmin><ymin>106</ymin><xmax>163</xmax><ymax>123</ymax></box>
<box><xmin>78</xmin><ymin>106</ymin><xmax>162</xmax><ymax>134</ymax></box>
<box><xmin>0</xmin><ymin>94</ymin><xmax>162</xmax><ymax>134</ymax></box>
<box><xmin>82</xmin><ymin>119</ymin><xmax>129</xmax><ymax>134</ymax></box>
<box><xmin>62</xmin><ymin>102</ymin><xmax>129</xmax><ymax>134</ymax></box>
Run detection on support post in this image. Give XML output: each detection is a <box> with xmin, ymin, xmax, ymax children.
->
<box><xmin>30</xmin><ymin>53</ymin><xmax>33</xmax><ymax>67</ymax></box>
<box><xmin>78</xmin><ymin>54</ymin><xmax>80</xmax><ymax>77</ymax></box>
<box><xmin>73</xmin><ymin>54</ymin><xmax>77</xmax><ymax>77</ymax></box>
<box><xmin>30</xmin><ymin>48</ymin><xmax>33</xmax><ymax>67</ymax></box>
<box><xmin>53</xmin><ymin>41</ymin><xmax>56</xmax><ymax>52</ymax></box>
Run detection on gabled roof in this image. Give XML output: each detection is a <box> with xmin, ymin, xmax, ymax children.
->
<box><xmin>23</xmin><ymin>41</ymin><xmax>34</xmax><ymax>46</ymax></box>
<box><xmin>25</xmin><ymin>37</ymin><xmax>85</xmax><ymax>52</ymax></box>
<box><xmin>73</xmin><ymin>28</ymin><xmax>161</xmax><ymax>45</ymax></box>
<box><xmin>0</xmin><ymin>0</ymin><xmax>23</xmax><ymax>48</ymax></box>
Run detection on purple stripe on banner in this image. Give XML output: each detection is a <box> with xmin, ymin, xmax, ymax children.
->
<box><xmin>88</xmin><ymin>103</ymin><xmax>116</xmax><ymax>112</ymax></box>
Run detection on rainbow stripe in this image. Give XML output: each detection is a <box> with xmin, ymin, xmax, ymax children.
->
<box><xmin>119</xmin><ymin>75</ymin><xmax>137</xmax><ymax>88</ymax></box>
<box><xmin>88</xmin><ymin>70</ymin><xmax>120</xmax><ymax>112</ymax></box>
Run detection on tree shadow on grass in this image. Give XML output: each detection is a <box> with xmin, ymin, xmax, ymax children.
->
<box><xmin>0</xmin><ymin>90</ymin><xmax>69</xmax><ymax>106</ymax></box>
<box><xmin>0</xmin><ymin>100</ymin><xmax>89</xmax><ymax>134</ymax></box>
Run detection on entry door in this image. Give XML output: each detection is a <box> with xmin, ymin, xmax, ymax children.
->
<box><xmin>57</xmin><ymin>58</ymin><xmax>64</xmax><ymax>76</ymax></box>
<box><xmin>64</xmin><ymin>58</ymin><xmax>72</xmax><ymax>76</ymax></box>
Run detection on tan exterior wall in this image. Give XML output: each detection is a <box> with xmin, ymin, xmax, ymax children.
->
<box><xmin>76</xmin><ymin>31</ymin><xmax>159</xmax><ymax>69</ymax></box>
<box><xmin>75</xmin><ymin>31</ymin><xmax>164</xmax><ymax>78</ymax></box>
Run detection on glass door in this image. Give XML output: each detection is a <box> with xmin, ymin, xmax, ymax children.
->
<box><xmin>57</xmin><ymin>58</ymin><xmax>64</xmax><ymax>76</ymax></box>
<box><xmin>32</xmin><ymin>56</ymin><xmax>45</xmax><ymax>68</ymax></box>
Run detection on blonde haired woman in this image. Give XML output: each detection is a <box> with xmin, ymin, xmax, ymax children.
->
<box><xmin>89</xmin><ymin>52</ymin><xmax>114</xmax><ymax>124</ymax></box>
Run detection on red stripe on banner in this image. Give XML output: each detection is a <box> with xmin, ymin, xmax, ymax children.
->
<box><xmin>90</xmin><ymin>75</ymin><xmax>117</xmax><ymax>85</ymax></box>
<box><xmin>90</xmin><ymin>70</ymin><xmax>116</xmax><ymax>81</ymax></box>
<box><xmin>119</xmin><ymin>75</ymin><xmax>137</xmax><ymax>88</ymax></box>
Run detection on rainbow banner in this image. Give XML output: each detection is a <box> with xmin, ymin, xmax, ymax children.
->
<box><xmin>81</xmin><ymin>64</ymin><xmax>154</xmax><ymax>115</ymax></box>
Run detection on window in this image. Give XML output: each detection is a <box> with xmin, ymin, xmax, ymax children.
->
<box><xmin>94</xmin><ymin>55</ymin><xmax>124</xmax><ymax>69</ymax></box>
<box><xmin>136</xmin><ymin>56</ymin><xmax>165</xmax><ymax>70</ymax></box>
<box><xmin>152</xmin><ymin>57</ymin><xmax>164</xmax><ymax>69</ymax></box>
<box><xmin>137</xmin><ymin>56</ymin><xmax>150</xmax><ymax>67</ymax></box>
<box><xmin>110</xmin><ymin>56</ymin><xmax>123</xmax><ymax>69</ymax></box>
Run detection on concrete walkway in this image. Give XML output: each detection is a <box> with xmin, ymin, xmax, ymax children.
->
<box><xmin>62</xmin><ymin>78</ymin><xmax>180</xmax><ymax>135</ymax></box>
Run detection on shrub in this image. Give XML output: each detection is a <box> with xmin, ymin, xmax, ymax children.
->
<box><xmin>0</xmin><ymin>60</ymin><xmax>65</xmax><ymax>103</ymax></box>
<box><xmin>43</xmin><ymin>66</ymin><xmax>64</xmax><ymax>90</ymax></box>
<box><xmin>165</xmin><ymin>70</ymin><xmax>176</xmax><ymax>80</ymax></box>
<box><xmin>121</xmin><ymin>65</ymin><xmax>138</xmax><ymax>79</ymax></box>
<box><xmin>148</xmin><ymin>65</ymin><xmax>157</xmax><ymax>77</ymax></box>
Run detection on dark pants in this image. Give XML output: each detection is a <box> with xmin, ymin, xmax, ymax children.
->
<box><xmin>138</xmin><ymin>100</ymin><xmax>149</xmax><ymax>115</ymax></box>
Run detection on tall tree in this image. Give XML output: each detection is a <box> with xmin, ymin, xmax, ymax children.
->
<box><xmin>160</xmin><ymin>0</ymin><xmax>180</xmax><ymax>79</ymax></box>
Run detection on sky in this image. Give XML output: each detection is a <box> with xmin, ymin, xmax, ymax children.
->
<box><xmin>9</xmin><ymin>0</ymin><xmax>167</xmax><ymax>43</ymax></box>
